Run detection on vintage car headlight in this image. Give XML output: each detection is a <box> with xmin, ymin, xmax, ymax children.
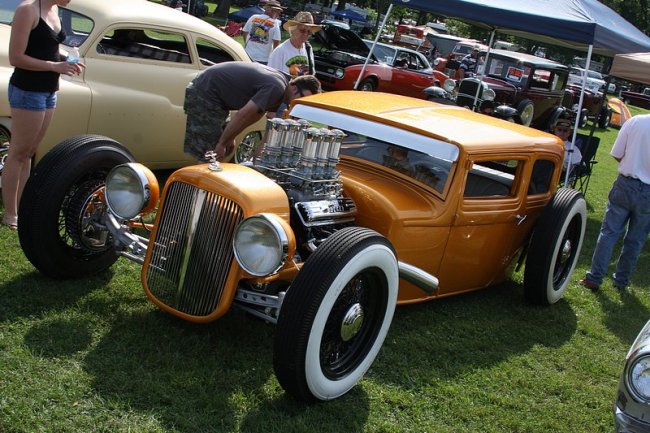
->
<box><xmin>628</xmin><ymin>355</ymin><xmax>650</xmax><ymax>401</ymax></box>
<box><xmin>233</xmin><ymin>214</ymin><xmax>290</xmax><ymax>277</ymax></box>
<box><xmin>105</xmin><ymin>163</ymin><xmax>159</xmax><ymax>220</ymax></box>
<box><xmin>335</xmin><ymin>68</ymin><xmax>344</xmax><ymax>78</ymax></box>
<box><xmin>482</xmin><ymin>87</ymin><xmax>496</xmax><ymax>101</ymax></box>
<box><xmin>443</xmin><ymin>78</ymin><xmax>456</xmax><ymax>92</ymax></box>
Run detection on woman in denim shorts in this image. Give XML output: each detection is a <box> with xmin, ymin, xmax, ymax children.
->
<box><xmin>1</xmin><ymin>0</ymin><xmax>83</xmax><ymax>230</ymax></box>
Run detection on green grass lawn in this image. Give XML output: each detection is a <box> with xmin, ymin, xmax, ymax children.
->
<box><xmin>1</xmin><ymin>107</ymin><xmax>650</xmax><ymax>432</ymax></box>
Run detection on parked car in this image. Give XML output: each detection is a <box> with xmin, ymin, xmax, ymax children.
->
<box><xmin>614</xmin><ymin>319</ymin><xmax>650</xmax><ymax>432</ymax></box>
<box><xmin>567</xmin><ymin>66</ymin><xmax>607</xmax><ymax>94</ymax></box>
<box><xmin>0</xmin><ymin>0</ymin><xmax>261</xmax><ymax>171</ymax></box>
<box><xmin>427</xmin><ymin>49</ymin><xmax>606</xmax><ymax>130</ymax></box>
<box><xmin>621</xmin><ymin>87</ymin><xmax>650</xmax><ymax>109</ymax></box>
<box><xmin>18</xmin><ymin>91</ymin><xmax>587</xmax><ymax>403</ymax></box>
<box><xmin>312</xmin><ymin>23</ymin><xmax>449</xmax><ymax>98</ymax></box>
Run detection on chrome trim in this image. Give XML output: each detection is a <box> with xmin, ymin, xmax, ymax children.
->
<box><xmin>398</xmin><ymin>261</ymin><xmax>439</xmax><ymax>294</ymax></box>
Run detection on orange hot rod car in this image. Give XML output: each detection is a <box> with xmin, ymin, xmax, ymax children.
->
<box><xmin>17</xmin><ymin>92</ymin><xmax>587</xmax><ymax>403</ymax></box>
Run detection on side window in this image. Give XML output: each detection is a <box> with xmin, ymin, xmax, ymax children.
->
<box><xmin>528</xmin><ymin>159</ymin><xmax>554</xmax><ymax>195</ymax></box>
<box><xmin>96</xmin><ymin>28</ymin><xmax>191</xmax><ymax>64</ymax></box>
<box><xmin>59</xmin><ymin>7</ymin><xmax>94</xmax><ymax>47</ymax></box>
<box><xmin>464</xmin><ymin>160</ymin><xmax>518</xmax><ymax>198</ymax></box>
<box><xmin>196</xmin><ymin>38</ymin><xmax>236</xmax><ymax>66</ymax></box>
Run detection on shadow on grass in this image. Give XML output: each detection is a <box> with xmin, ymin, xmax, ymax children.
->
<box><xmin>23</xmin><ymin>300</ymin><xmax>371</xmax><ymax>432</ymax></box>
<box><xmin>373</xmin><ymin>281</ymin><xmax>577</xmax><ymax>389</ymax></box>
<box><xmin>0</xmin><ymin>269</ymin><xmax>113</xmax><ymax>322</ymax></box>
<box><xmin>577</xmin><ymin>212</ymin><xmax>650</xmax><ymax>344</ymax></box>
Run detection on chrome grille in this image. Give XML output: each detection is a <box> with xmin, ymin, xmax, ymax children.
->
<box><xmin>145</xmin><ymin>181</ymin><xmax>243</xmax><ymax>317</ymax></box>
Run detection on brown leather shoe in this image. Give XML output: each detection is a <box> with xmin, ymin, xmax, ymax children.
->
<box><xmin>579</xmin><ymin>278</ymin><xmax>599</xmax><ymax>292</ymax></box>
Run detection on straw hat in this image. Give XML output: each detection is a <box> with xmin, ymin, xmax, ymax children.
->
<box><xmin>262</xmin><ymin>0</ymin><xmax>284</xmax><ymax>12</ymax></box>
<box><xmin>283</xmin><ymin>11</ymin><xmax>322</xmax><ymax>32</ymax></box>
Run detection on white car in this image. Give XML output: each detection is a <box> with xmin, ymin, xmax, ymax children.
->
<box><xmin>0</xmin><ymin>0</ymin><xmax>262</xmax><ymax>170</ymax></box>
<box><xmin>614</xmin><ymin>319</ymin><xmax>650</xmax><ymax>432</ymax></box>
<box><xmin>567</xmin><ymin>66</ymin><xmax>607</xmax><ymax>94</ymax></box>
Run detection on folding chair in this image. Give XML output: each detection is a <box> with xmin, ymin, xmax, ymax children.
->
<box><xmin>567</xmin><ymin>133</ymin><xmax>600</xmax><ymax>195</ymax></box>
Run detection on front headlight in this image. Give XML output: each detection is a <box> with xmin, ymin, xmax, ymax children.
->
<box><xmin>443</xmin><ymin>78</ymin><xmax>456</xmax><ymax>92</ymax></box>
<box><xmin>233</xmin><ymin>214</ymin><xmax>290</xmax><ymax>277</ymax></box>
<box><xmin>482</xmin><ymin>88</ymin><xmax>496</xmax><ymax>101</ymax></box>
<box><xmin>335</xmin><ymin>68</ymin><xmax>344</xmax><ymax>78</ymax></box>
<box><xmin>105</xmin><ymin>163</ymin><xmax>159</xmax><ymax>220</ymax></box>
<box><xmin>628</xmin><ymin>355</ymin><xmax>650</xmax><ymax>401</ymax></box>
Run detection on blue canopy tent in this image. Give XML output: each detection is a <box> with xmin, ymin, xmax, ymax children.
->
<box><xmin>357</xmin><ymin>0</ymin><xmax>650</xmax><ymax>185</ymax></box>
<box><xmin>389</xmin><ymin>0</ymin><xmax>650</xmax><ymax>56</ymax></box>
<box><xmin>227</xmin><ymin>6</ymin><xmax>264</xmax><ymax>23</ymax></box>
<box><xmin>330</xmin><ymin>9</ymin><xmax>367</xmax><ymax>23</ymax></box>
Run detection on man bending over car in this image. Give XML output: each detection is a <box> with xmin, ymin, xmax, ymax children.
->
<box><xmin>183</xmin><ymin>61</ymin><xmax>321</xmax><ymax>162</ymax></box>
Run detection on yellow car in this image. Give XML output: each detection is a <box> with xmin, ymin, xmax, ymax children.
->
<box><xmin>18</xmin><ymin>92</ymin><xmax>587</xmax><ymax>403</ymax></box>
<box><xmin>0</xmin><ymin>0</ymin><xmax>261</xmax><ymax>170</ymax></box>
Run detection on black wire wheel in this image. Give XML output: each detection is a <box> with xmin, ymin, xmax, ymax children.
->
<box><xmin>524</xmin><ymin>188</ymin><xmax>587</xmax><ymax>305</ymax></box>
<box><xmin>0</xmin><ymin>125</ymin><xmax>10</xmax><ymax>185</ymax></box>
<box><xmin>273</xmin><ymin>227</ymin><xmax>399</xmax><ymax>402</ymax></box>
<box><xmin>18</xmin><ymin>135</ymin><xmax>135</xmax><ymax>278</ymax></box>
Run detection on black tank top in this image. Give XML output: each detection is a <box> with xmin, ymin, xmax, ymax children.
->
<box><xmin>10</xmin><ymin>17</ymin><xmax>66</xmax><ymax>93</ymax></box>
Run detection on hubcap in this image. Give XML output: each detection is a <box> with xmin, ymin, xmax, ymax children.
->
<box><xmin>560</xmin><ymin>239</ymin><xmax>572</xmax><ymax>262</ymax></box>
<box><xmin>340</xmin><ymin>303</ymin><xmax>364</xmax><ymax>342</ymax></box>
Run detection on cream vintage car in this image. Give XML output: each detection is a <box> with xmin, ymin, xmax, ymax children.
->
<box><xmin>0</xmin><ymin>0</ymin><xmax>262</xmax><ymax>173</ymax></box>
<box><xmin>17</xmin><ymin>91</ymin><xmax>587</xmax><ymax>403</ymax></box>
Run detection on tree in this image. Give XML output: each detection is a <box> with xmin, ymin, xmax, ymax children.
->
<box><xmin>213</xmin><ymin>0</ymin><xmax>231</xmax><ymax>19</ymax></box>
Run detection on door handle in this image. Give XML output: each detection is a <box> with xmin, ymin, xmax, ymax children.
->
<box><xmin>515</xmin><ymin>214</ymin><xmax>527</xmax><ymax>225</ymax></box>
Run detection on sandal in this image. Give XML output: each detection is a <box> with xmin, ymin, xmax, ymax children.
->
<box><xmin>1</xmin><ymin>217</ymin><xmax>18</xmax><ymax>231</ymax></box>
<box><xmin>1</xmin><ymin>221</ymin><xmax>17</xmax><ymax>231</ymax></box>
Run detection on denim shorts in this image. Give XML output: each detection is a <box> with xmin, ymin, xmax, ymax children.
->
<box><xmin>8</xmin><ymin>83</ymin><xmax>57</xmax><ymax>111</ymax></box>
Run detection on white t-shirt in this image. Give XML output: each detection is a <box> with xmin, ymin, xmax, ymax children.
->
<box><xmin>242</xmin><ymin>13</ymin><xmax>281</xmax><ymax>63</ymax></box>
<box><xmin>611</xmin><ymin>114</ymin><xmax>650</xmax><ymax>184</ymax></box>
<box><xmin>267</xmin><ymin>40</ymin><xmax>314</xmax><ymax>77</ymax></box>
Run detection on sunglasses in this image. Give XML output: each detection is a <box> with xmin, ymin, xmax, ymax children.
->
<box><xmin>297</xmin><ymin>27</ymin><xmax>313</xmax><ymax>35</ymax></box>
<box><xmin>555</xmin><ymin>127</ymin><xmax>571</xmax><ymax>133</ymax></box>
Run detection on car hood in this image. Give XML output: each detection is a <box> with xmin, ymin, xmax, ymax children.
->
<box><xmin>314</xmin><ymin>23</ymin><xmax>371</xmax><ymax>58</ymax></box>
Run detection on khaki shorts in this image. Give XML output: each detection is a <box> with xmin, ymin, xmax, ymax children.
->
<box><xmin>183</xmin><ymin>83</ymin><xmax>229</xmax><ymax>161</ymax></box>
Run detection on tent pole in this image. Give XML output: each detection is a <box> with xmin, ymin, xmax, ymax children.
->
<box><xmin>472</xmin><ymin>29</ymin><xmax>496</xmax><ymax>110</ymax></box>
<box><xmin>354</xmin><ymin>4</ymin><xmax>393</xmax><ymax>90</ymax></box>
<box><xmin>564</xmin><ymin>44</ymin><xmax>593</xmax><ymax>186</ymax></box>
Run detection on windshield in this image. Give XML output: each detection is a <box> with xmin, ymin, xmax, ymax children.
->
<box><xmin>289</xmin><ymin>104</ymin><xmax>459</xmax><ymax>196</ymax></box>
<box><xmin>484</xmin><ymin>56</ymin><xmax>532</xmax><ymax>87</ymax></box>
<box><xmin>340</xmin><ymin>137</ymin><xmax>452</xmax><ymax>194</ymax></box>
<box><xmin>364</xmin><ymin>41</ymin><xmax>397</xmax><ymax>65</ymax></box>
<box><xmin>587</xmin><ymin>70</ymin><xmax>604</xmax><ymax>80</ymax></box>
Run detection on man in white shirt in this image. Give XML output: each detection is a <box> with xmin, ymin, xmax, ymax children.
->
<box><xmin>268</xmin><ymin>11</ymin><xmax>321</xmax><ymax>77</ymax></box>
<box><xmin>580</xmin><ymin>114</ymin><xmax>650</xmax><ymax>291</ymax></box>
<box><xmin>242</xmin><ymin>1</ymin><xmax>283</xmax><ymax>64</ymax></box>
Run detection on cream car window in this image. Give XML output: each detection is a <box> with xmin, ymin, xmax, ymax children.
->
<box><xmin>195</xmin><ymin>37</ymin><xmax>236</xmax><ymax>66</ymax></box>
<box><xmin>97</xmin><ymin>28</ymin><xmax>191</xmax><ymax>64</ymax></box>
<box><xmin>59</xmin><ymin>7</ymin><xmax>95</xmax><ymax>47</ymax></box>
